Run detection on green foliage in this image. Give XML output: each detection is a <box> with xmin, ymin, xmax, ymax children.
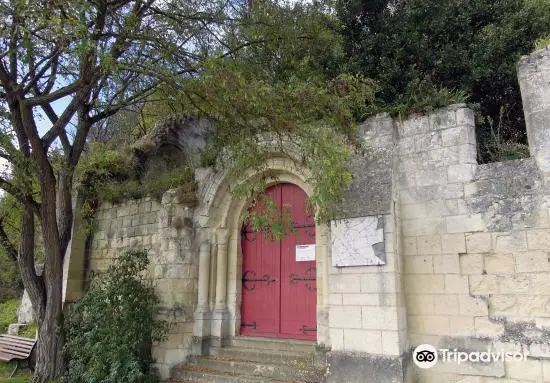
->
<box><xmin>337</xmin><ymin>0</ymin><xmax>550</xmax><ymax>162</ymax></box>
<box><xmin>171</xmin><ymin>1</ymin><xmax>376</xmax><ymax>224</ymax></box>
<box><xmin>77</xmin><ymin>142</ymin><xmax>196</xmax><ymax>205</ymax></box>
<box><xmin>477</xmin><ymin>107</ymin><xmax>530</xmax><ymax>162</ymax></box>
<box><xmin>97</xmin><ymin>168</ymin><xmax>196</xmax><ymax>205</ymax></box>
<box><xmin>534</xmin><ymin>35</ymin><xmax>550</xmax><ymax>51</ymax></box>
<box><xmin>0</xmin><ymin>299</ymin><xmax>18</xmax><ymax>333</ymax></box>
<box><xmin>64</xmin><ymin>249</ymin><xmax>168</xmax><ymax>383</ymax></box>
<box><xmin>0</xmin><ymin>196</ymin><xmax>23</xmax><ymax>302</ymax></box>
<box><xmin>77</xmin><ymin>143</ymin><xmax>137</xmax><ymax>200</ymax></box>
<box><xmin>364</xmin><ymin>80</ymin><xmax>469</xmax><ymax>119</ymax></box>
<box><xmin>80</xmin><ymin>1</ymin><xmax>375</xmax><ymax>230</ymax></box>
<box><xmin>76</xmin><ymin>141</ymin><xmax>196</xmax><ymax>236</ymax></box>
<box><xmin>242</xmin><ymin>194</ymin><xmax>296</xmax><ymax>240</ymax></box>
<box><xmin>18</xmin><ymin>321</ymin><xmax>37</xmax><ymax>339</ymax></box>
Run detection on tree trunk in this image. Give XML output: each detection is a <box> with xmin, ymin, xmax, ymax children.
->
<box><xmin>32</xmin><ymin>287</ymin><xmax>64</xmax><ymax>383</ymax></box>
<box><xmin>32</xmin><ymin>197</ymin><xmax>66</xmax><ymax>382</ymax></box>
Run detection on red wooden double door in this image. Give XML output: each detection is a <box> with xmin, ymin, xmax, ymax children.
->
<box><xmin>240</xmin><ymin>183</ymin><xmax>317</xmax><ymax>340</ymax></box>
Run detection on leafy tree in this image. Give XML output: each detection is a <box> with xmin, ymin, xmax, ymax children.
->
<box><xmin>336</xmin><ymin>0</ymin><xmax>550</xmax><ymax>161</ymax></box>
<box><xmin>0</xmin><ymin>1</ymin><xmax>372</xmax><ymax>381</ymax></box>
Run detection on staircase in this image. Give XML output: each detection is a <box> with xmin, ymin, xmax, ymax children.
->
<box><xmin>171</xmin><ymin>337</ymin><xmax>326</xmax><ymax>382</ymax></box>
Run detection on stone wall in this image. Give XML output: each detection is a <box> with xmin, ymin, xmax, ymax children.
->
<box><xmin>326</xmin><ymin>114</ymin><xmax>410</xmax><ymax>382</ymax></box>
<box><xmin>66</xmin><ymin>46</ymin><xmax>550</xmax><ymax>382</ymax></box>
<box><xmin>395</xmin><ymin>47</ymin><xmax>550</xmax><ymax>382</ymax></box>
<box><xmin>86</xmin><ymin>191</ymin><xmax>198</xmax><ymax>378</ymax></box>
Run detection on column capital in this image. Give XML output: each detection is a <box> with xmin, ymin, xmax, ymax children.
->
<box><xmin>215</xmin><ymin>227</ymin><xmax>229</xmax><ymax>245</ymax></box>
<box><xmin>199</xmin><ymin>241</ymin><xmax>211</xmax><ymax>253</ymax></box>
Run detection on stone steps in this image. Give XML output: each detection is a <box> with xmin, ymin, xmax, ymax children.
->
<box><xmin>230</xmin><ymin>337</ymin><xmax>316</xmax><ymax>353</ymax></box>
<box><xmin>170</xmin><ymin>337</ymin><xmax>325</xmax><ymax>383</ymax></box>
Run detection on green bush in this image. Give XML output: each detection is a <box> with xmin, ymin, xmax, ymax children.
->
<box><xmin>64</xmin><ymin>249</ymin><xmax>168</xmax><ymax>383</ymax></box>
<box><xmin>337</xmin><ymin>0</ymin><xmax>550</xmax><ymax>162</ymax></box>
<box><xmin>535</xmin><ymin>35</ymin><xmax>550</xmax><ymax>51</ymax></box>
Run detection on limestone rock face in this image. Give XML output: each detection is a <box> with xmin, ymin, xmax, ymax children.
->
<box><xmin>16</xmin><ymin>290</ymin><xmax>35</xmax><ymax>324</ymax></box>
<box><xmin>16</xmin><ymin>264</ymin><xmax>42</xmax><ymax>324</ymax></box>
<box><xmin>7</xmin><ymin>323</ymin><xmax>27</xmax><ymax>336</ymax></box>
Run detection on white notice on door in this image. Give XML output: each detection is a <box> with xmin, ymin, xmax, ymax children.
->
<box><xmin>296</xmin><ymin>244</ymin><xmax>316</xmax><ymax>262</ymax></box>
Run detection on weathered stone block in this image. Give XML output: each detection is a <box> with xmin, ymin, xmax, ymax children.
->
<box><xmin>433</xmin><ymin>254</ymin><xmax>460</xmax><ymax>274</ymax></box>
<box><xmin>433</xmin><ymin>294</ymin><xmax>460</xmax><ymax>315</ymax></box>
<box><xmin>459</xmin><ymin>254</ymin><xmax>484</xmax><ymax>275</ymax></box>
<box><xmin>465</xmin><ymin>232</ymin><xmax>492</xmax><ymax>252</ymax></box>
<box><xmin>455</xmin><ymin>108</ymin><xmax>475</xmax><ymax>127</ymax></box>
<box><xmin>362</xmin><ymin>307</ymin><xmax>399</xmax><ymax>330</ymax></box>
<box><xmin>448</xmin><ymin>316</ymin><xmax>476</xmax><ymax>336</ymax></box>
<box><xmin>417</xmin><ymin>235</ymin><xmax>443</xmax><ymax>255</ymax></box>
<box><xmin>329</xmin><ymin>306</ymin><xmax>362</xmax><ymax>329</ymax></box>
<box><xmin>444</xmin><ymin>274</ymin><xmax>470</xmax><ymax>294</ymax></box>
<box><xmin>402</xmin><ymin>218</ymin><xmax>446</xmax><ymax>236</ymax></box>
<box><xmin>527</xmin><ymin>229</ymin><xmax>550</xmax><ymax>250</ymax></box>
<box><xmin>361</xmin><ymin>273</ymin><xmax>398</xmax><ymax>293</ymax></box>
<box><xmin>330</xmin><ymin>328</ymin><xmax>344</xmax><ymax>350</ymax></box>
<box><xmin>498</xmin><ymin>275</ymin><xmax>530</xmax><ymax>294</ymax></box>
<box><xmin>447</xmin><ymin>164</ymin><xmax>477</xmax><ymax>183</ymax></box>
<box><xmin>404</xmin><ymin>274</ymin><xmax>444</xmax><ymax>294</ymax></box>
<box><xmin>442</xmin><ymin>233</ymin><xmax>467</xmax><ymax>253</ymax></box>
<box><xmin>532</xmin><ymin>274</ymin><xmax>550</xmax><ymax>294</ymax></box>
<box><xmin>408</xmin><ymin>315</ymin><xmax>450</xmax><ymax>335</ymax></box>
<box><xmin>405</xmin><ymin>255</ymin><xmax>433</xmax><ymax>274</ymax></box>
<box><xmin>405</xmin><ymin>294</ymin><xmax>434</xmax><ymax>315</ymax></box>
<box><xmin>415</xmin><ymin>131</ymin><xmax>443</xmax><ymax>152</ymax></box>
<box><xmin>515</xmin><ymin>251</ymin><xmax>550</xmax><ymax>273</ymax></box>
<box><xmin>474</xmin><ymin>317</ymin><xmax>504</xmax><ymax>337</ymax></box>
<box><xmin>400</xmin><ymin>115</ymin><xmax>430</xmax><ymax>137</ymax></box>
<box><xmin>458</xmin><ymin>295</ymin><xmax>488</xmax><ymax>316</ymax></box>
<box><xmin>342</xmin><ymin>293</ymin><xmax>379</xmax><ymax>306</ymax></box>
<box><xmin>469</xmin><ymin>275</ymin><xmax>498</xmax><ymax>295</ymax></box>
<box><xmin>403</xmin><ymin>237</ymin><xmax>417</xmax><ymax>255</ymax></box>
<box><xmin>506</xmin><ymin>359</ymin><xmax>543</xmax><ymax>381</ymax></box>
<box><xmin>493</xmin><ymin>231</ymin><xmax>528</xmax><ymax>252</ymax></box>
<box><xmin>381</xmin><ymin>330</ymin><xmax>401</xmax><ymax>355</ymax></box>
<box><xmin>329</xmin><ymin>274</ymin><xmax>361</xmax><ymax>293</ymax></box>
<box><xmin>416</xmin><ymin>168</ymin><xmax>448</xmax><ymax>187</ymax></box>
<box><xmin>343</xmin><ymin>329</ymin><xmax>382</xmax><ymax>353</ymax></box>
<box><xmin>441</xmin><ymin>126</ymin><xmax>473</xmax><ymax>147</ymax></box>
<box><xmin>326</xmin><ymin>351</ymin><xmax>409</xmax><ymax>383</ymax></box>
<box><xmin>484</xmin><ymin>254</ymin><xmax>515</xmax><ymax>274</ymax></box>
<box><xmin>446</xmin><ymin>214</ymin><xmax>484</xmax><ymax>233</ymax></box>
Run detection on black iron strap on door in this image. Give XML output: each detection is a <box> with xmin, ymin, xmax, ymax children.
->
<box><xmin>300</xmin><ymin>325</ymin><xmax>317</xmax><ymax>334</ymax></box>
<box><xmin>290</xmin><ymin>221</ymin><xmax>316</xmax><ymax>237</ymax></box>
<box><xmin>241</xmin><ymin>321</ymin><xmax>257</xmax><ymax>330</ymax></box>
<box><xmin>242</xmin><ymin>270</ymin><xmax>276</xmax><ymax>291</ymax></box>
<box><xmin>289</xmin><ymin>267</ymin><xmax>316</xmax><ymax>292</ymax></box>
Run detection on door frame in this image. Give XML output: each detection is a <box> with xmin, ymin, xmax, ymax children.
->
<box><xmin>239</xmin><ymin>183</ymin><xmax>317</xmax><ymax>340</ymax></box>
<box><xmin>197</xmin><ymin>157</ymin><xmax>330</xmax><ymax>347</ymax></box>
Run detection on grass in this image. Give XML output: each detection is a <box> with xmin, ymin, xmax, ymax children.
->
<box><xmin>0</xmin><ymin>299</ymin><xmax>34</xmax><ymax>382</ymax></box>
<box><xmin>0</xmin><ymin>363</ymin><xmax>31</xmax><ymax>382</ymax></box>
<box><xmin>0</xmin><ymin>300</ymin><xmax>18</xmax><ymax>334</ymax></box>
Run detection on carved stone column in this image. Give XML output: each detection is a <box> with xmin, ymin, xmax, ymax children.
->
<box><xmin>192</xmin><ymin>241</ymin><xmax>212</xmax><ymax>355</ymax></box>
<box><xmin>211</xmin><ymin>228</ymin><xmax>230</xmax><ymax>347</ymax></box>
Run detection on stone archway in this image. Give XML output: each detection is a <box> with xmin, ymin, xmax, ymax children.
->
<box><xmin>192</xmin><ymin>157</ymin><xmax>331</xmax><ymax>353</ymax></box>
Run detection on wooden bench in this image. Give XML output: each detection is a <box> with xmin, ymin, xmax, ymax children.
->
<box><xmin>0</xmin><ymin>334</ymin><xmax>36</xmax><ymax>378</ymax></box>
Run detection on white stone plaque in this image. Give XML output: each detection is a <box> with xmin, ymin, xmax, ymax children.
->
<box><xmin>331</xmin><ymin>216</ymin><xmax>386</xmax><ymax>267</ymax></box>
<box><xmin>296</xmin><ymin>244</ymin><xmax>316</xmax><ymax>262</ymax></box>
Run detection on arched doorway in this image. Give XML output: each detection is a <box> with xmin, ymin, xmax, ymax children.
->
<box><xmin>240</xmin><ymin>183</ymin><xmax>317</xmax><ymax>340</ymax></box>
